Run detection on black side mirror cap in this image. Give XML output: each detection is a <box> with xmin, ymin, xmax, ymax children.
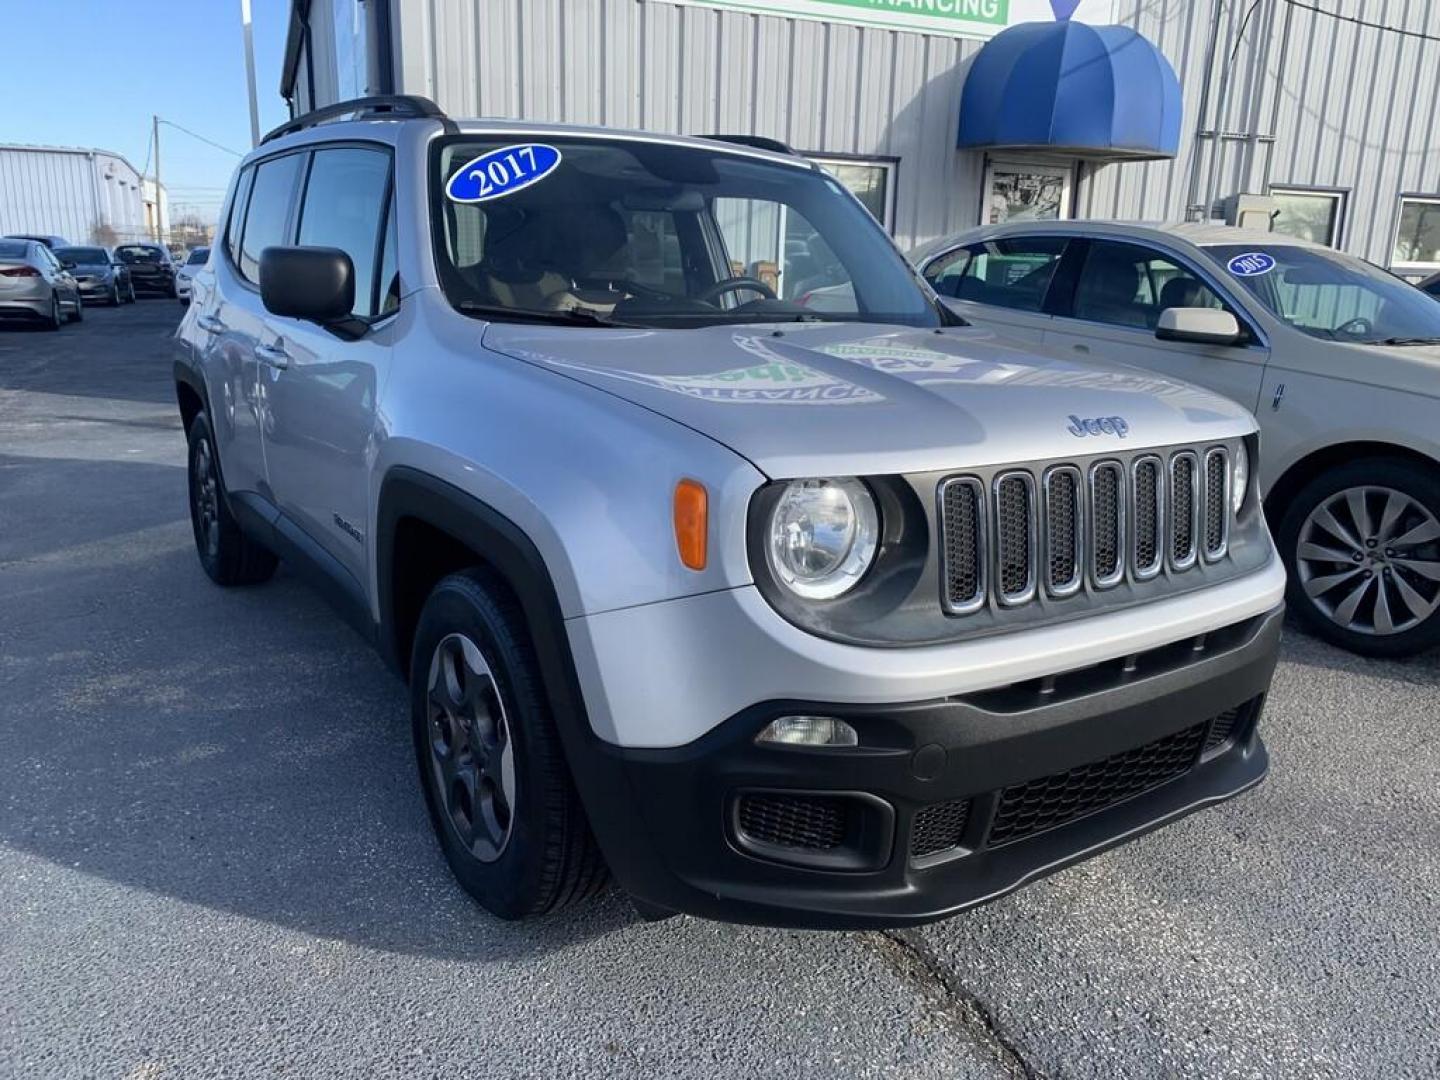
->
<box><xmin>259</xmin><ymin>246</ymin><xmax>355</xmax><ymax>327</ymax></box>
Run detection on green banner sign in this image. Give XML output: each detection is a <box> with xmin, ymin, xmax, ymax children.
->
<box><xmin>674</xmin><ymin>0</ymin><xmax>1014</xmax><ymax>37</ymax></box>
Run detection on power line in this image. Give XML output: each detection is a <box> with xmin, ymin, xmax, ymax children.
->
<box><xmin>156</xmin><ymin>119</ymin><xmax>244</xmax><ymax>157</ymax></box>
<box><xmin>1283</xmin><ymin>0</ymin><xmax>1440</xmax><ymax>44</ymax></box>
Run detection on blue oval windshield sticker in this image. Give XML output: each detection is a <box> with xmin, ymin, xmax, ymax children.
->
<box><xmin>446</xmin><ymin>144</ymin><xmax>562</xmax><ymax>203</ymax></box>
<box><xmin>1227</xmin><ymin>251</ymin><xmax>1275</xmax><ymax>277</ymax></box>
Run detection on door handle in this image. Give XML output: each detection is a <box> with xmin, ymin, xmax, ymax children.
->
<box><xmin>196</xmin><ymin>313</ymin><xmax>226</xmax><ymax>334</ymax></box>
<box><xmin>1073</xmin><ymin>343</ymin><xmax>1090</xmax><ymax>354</ymax></box>
<box><xmin>254</xmin><ymin>343</ymin><xmax>291</xmax><ymax>370</ymax></box>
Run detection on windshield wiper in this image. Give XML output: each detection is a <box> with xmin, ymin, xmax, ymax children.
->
<box><xmin>1371</xmin><ymin>336</ymin><xmax>1440</xmax><ymax>346</ymax></box>
<box><xmin>456</xmin><ymin>301</ymin><xmax>637</xmax><ymax>328</ymax></box>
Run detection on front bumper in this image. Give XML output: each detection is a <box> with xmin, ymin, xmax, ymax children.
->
<box><xmin>572</xmin><ymin>603</ymin><xmax>1283</xmax><ymax>928</ymax></box>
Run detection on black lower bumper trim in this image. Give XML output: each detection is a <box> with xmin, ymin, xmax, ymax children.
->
<box><xmin>574</xmin><ymin>604</ymin><xmax>1283</xmax><ymax>929</ymax></box>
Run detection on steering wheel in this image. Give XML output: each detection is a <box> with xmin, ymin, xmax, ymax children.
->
<box><xmin>697</xmin><ymin>276</ymin><xmax>777</xmax><ymax>305</ymax></box>
<box><xmin>1332</xmin><ymin>315</ymin><xmax>1374</xmax><ymax>338</ymax></box>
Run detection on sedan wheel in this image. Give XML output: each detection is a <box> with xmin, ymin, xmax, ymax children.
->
<box><xmin>1281</xmin><ymin>459</ymin><xmax>1440</xmax><ymax>656</ymax></box>
<box><xmin>110</xmin><ymin>283</ymin><xmax>121</xmax><ymax>306</ymax></box>
<box><xmin>45</xmin><ymin>295</ymin><xmax>62</xmax><ymax>331</ymax></box>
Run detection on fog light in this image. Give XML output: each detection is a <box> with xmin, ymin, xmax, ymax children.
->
<box><xmin>756</xmin><ymin>716</ymin><xmax>858</xmax><ymax>747</ymax></box>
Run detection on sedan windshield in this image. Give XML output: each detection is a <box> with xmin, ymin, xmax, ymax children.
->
<box><xmin>431</xmin><ymin>136</ymin><xmax>941</xmax><ymax>329</ymax></box>
<box><xmin>54</xmin><ymin>247</ymin><xmax>108</xmax><ymax>265</ymax></box>
<box><xmin>1205</xmin><ymin>244</ymin><xmax>1440</xmax><ymax>345</ymax></box>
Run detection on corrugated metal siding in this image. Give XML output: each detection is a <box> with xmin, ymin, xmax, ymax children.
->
<box><xmin>379</xmin><ymin>0</ymin><xmax>1440</xmax><ymax>263</ymax></box>
<box><xmin>1087</xmin><ymin>0</ymin><xmax>1440</xmax><ymax>267</ymax></box>
<box><xmin>0</xmin><ymin>148</ymin><xmax>149</xmax><ymax>245</ymax></box>
<box><xmin>393</xmin><ymin>0</ymin><xmax>986</xmax><ymax>251</ymax></box>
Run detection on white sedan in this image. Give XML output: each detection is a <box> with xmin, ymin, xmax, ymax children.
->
<box><xmin>175</xmin><ymin>246</ymin><xmax>210</xmax><ymax>305</ymax></box>
<box><xmin>912</xmin><ymin>220</ymin><xmax>1440</xmax><ymax>657</ymax></box>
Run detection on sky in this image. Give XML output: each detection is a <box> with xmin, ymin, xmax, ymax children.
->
<box><xmin>2</xmin><ymin>0</ymin><xmax>295</xmax><ymax>225</ymax></box>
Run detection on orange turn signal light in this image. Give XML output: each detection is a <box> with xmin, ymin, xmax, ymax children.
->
<box><xmin>673</xmin><ymin>479</ymin><xmax>708</xmax><ymax>571</ymax></box>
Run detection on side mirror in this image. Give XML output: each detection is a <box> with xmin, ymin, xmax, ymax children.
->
<box><xmin>1156</xmin><ymin>307</ymin><xmax>1244</xmax><ymax>347</ymax></box>
<box><xmin>259</xmin><ymin>246</ymin><xmax>354</xmax><ymax>326</ymax></box>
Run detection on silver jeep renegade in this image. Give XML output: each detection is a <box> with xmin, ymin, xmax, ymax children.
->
<box><xmin>174</xmin><ymin>97</ymin><xmax>1285</xmax><ymax>928</ymax></box>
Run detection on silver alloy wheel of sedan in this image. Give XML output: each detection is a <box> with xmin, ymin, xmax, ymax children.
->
<box><xmin>426</xmin><ymin>632</ymin><xmax>516</xmax><ymax>863</ymax></box>
<box><xmin>1297</xmin><ymin>485</ymin><xmax>1440</xmax><ymax>635</ymax></box>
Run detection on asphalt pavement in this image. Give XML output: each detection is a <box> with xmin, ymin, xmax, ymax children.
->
<box><xmin>2</xmin><ymin>301</ymin><xmax>1437</xmax><ymax>1079</ymax></box>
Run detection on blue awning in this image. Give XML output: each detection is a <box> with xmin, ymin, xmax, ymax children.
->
<box><xmin>958</xmin><ymin>21</ymin><xmax>1182</xmax><ymax>162</ymax></box>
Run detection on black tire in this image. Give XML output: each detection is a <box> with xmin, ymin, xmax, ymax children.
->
<box><xmin>126</xmin><ymin>282</ymin><xmax>136</xmax><ymax>303</ymax></box>
<box><xmin>410</xmin><ymin>569</ymin><xmax>607</xmax><ymax>919</ymax></box>
<box><xmin>1277</xmin><ymin>457</ymin><xmax>1440</xmax><ymax>657</ymax></box>
<box><xmin>43</xmin><ymin>295</ymin><xmax>62</xmax><ymax>331</ymax></box>
<box><xmin>68</xmin><ymin>294</ymin><xmax>83</xmax><ymax>322</ymax></box>
<box><xmin>109</xmin><ymin>283</ymin><xmax>121</xmax><ymax>307</ymax></box>
<box><xmin>186</xmin><ymin>411</ymin><xmax>278</xmax><ymax>586</ymax></box>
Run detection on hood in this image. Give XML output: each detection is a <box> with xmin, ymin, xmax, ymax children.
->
<box><xmin>483</xmin><ymin>321</ymin><xmax>1254</xmax><ymax>478</ymax></box>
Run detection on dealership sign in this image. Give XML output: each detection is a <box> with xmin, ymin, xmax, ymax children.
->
<box><xmin>670</xmin><ymin>0</ymin><xmax>1114</xmax><ymax>39</ymax></box>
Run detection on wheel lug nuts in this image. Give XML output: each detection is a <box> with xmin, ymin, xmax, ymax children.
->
<box><xmin>1366</xmin><ymin>538</ymin><xmax>1377</xmax><ymax>548</ymax></box>
<box><xmin>1352</xmin><ymin>553</ymin><xmax>1364</xmax><ymax>562</ymax></box>
<box><xmin>1385</xmin><ymin>549</ymin><xmax>1395</xmax><ymax>557</ymax></box>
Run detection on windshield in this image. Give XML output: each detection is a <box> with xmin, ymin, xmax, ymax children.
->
<box><xmin>185</xmin><ymin>248</ymin><xmax>210</xmax><ymax>266</ymax></box>
<box><xmin>431</xmin><ymin>136</ymin><xmax>940</xmax><ymax>329</ymax></box>
<box><xmin>55</xmin><ymin>247</ymin><xmax>108</xmax><ymax>265</ymax></box>
<box><xmin>116</xmin><ymin>245</ymin><xmax>164</xmax><ymax>264</ymax></box>
<box><xmin>1205</xmin><ymin>244</ymin><xmax>1440</xmax><ymax>344</ymax></box>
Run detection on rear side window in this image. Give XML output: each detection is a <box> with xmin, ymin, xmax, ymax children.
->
<box><xmin>225</xmin><ymin>168</ymin><xmax>255</xmax><ymax>268</ymax></box>
<box><xmin>939</xmin><ymin>238</ymin><xmax>1066</xmax><ymax>312</ymax></box>
<box><xmin>238</xmin><ymin>153</ymin><xmax>304</xmax><ymax>283</ymax></box>
<box><xmin>296</xmin><ymin>146</ymin><xmax>391</xmax><ymax>317</ymax></box>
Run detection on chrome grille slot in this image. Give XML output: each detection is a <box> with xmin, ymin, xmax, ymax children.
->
<box><xmin>994</xmin><ymin>471</ymin><xmax>1037</xmax><ymax>605</ymax></box>
<box><xmin>1169</xmin><ymin>451</ymin><xmax>1200</xmax><ymax>570</ymax></box>
<box><xmin>1203</xmin><ymin>447</ymin><xmax>1229</xmax><ymax>560</ymax></box>
<box><xmin>1044</xmin><ymin>466</ymin><xmax>1083</xmax><ymax>597</ymax></box>
<box><xmin>1089</xmin><ymin>461</ymin><xmax>1125</xmax><ymax>589</ymax></box>
<box><xmin>1132</xmin><ymin>456</ymin><xmax>1163</xmax><ymax>579</ymax></box>
<box><xmin>939</xmin><ymin>477</ymin><xmax>986</xmax><ymax>614</ymax></box>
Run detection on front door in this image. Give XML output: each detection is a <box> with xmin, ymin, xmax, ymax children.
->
<box><xmin>1041</xmin><ymin>238</ymin><xmax>1269</xmax><ymax>414</ymax></box>
<box><xmin>921</xmin><ymin>236</ymin><xmax>1070</xmax><ymax>346</ymax></box>
<box><xmin>982</xmin><ymin>160</ymin><xmax>1074</xmax><ymax>225</ymax></box>
<box><xmin>259</xmin><ymin>145</ymin><xmax>395</xmax><ymax>585</ymax></box>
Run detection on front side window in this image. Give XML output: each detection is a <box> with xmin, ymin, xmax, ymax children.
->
<box><xmin>930</xmin><ymin>237</ymin><xmax>1066</xmax><ymax>311</ymax></box>
<box><xmin>1207</xmin><ymin>243</ymin><xmax>1440</xmax><ymax>345</ymax></box>
<box><xmin>1393</xmin><ymin>196</ymin><xmax>1440</xmax><ymax>273</ymax></box>
<box><xmin>431</xmin><ymin>137</ymin><xmax>940</xmax><ymax>330</ymax></box>
<box><xmin>238</xmin><ymin>153</ymin><xmax>304</xmax><ymax>283</ymax></box>
<box><xmin>225</xmin><ymin>168</ymin><xmax>255</xmax><ymax>268</ymax></box>
<box><xmin>297</xmin><ymin>146</ymin><xmax>391</xmax><ymax>317</ymax></box>
<box><xmin>1073</xmin><ymin>240</ymin><xmax>1227</xmax><ymax>330</ymax></box>
<box><xmin>1270</xmin><ymin>187</ymin><xmax>1344</xmax><ymax>247</ymax></box>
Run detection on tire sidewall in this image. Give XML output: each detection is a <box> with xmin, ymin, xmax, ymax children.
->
<box><xmin>1278</xmin><ymin>457</ymin><xmax>1440</xmax><ymax>657</ymax></box>
<box><xmin>186</xmin><ymin>413</ymin><xmax>225</xmax><ymax>581</ymax></box>
<box><xmin>409</xmin><ymin>575</ymin><xmax>558</xmax><ymax>919</ymax></box>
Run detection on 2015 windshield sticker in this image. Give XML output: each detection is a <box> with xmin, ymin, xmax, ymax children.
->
<box><xmin>446</xmin><ymin>144</ymin><xmax>562</xmax><ymax>203</ymax></box>
<box><xmin>1227</xmin><ymin>251</ymin><xmax>1275</xmax><ymax>277</ymax></box>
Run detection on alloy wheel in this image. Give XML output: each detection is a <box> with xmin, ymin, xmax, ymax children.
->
<box><xmin>1297</xmin><ymin>485</ymin><xmax>1440</xmax><ymax>636</ymax></box>
<box><xmin>426</xmin><ymin>633</ymin><xmax>516</xmax><ymax>863</ymax></box>
<box><xmin>191</xmin><ymin>435</ymin><xmax>221</xmax><ymax>559</ymax></box>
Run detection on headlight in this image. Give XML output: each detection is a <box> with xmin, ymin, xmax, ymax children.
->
<box><xmin>766</xmin><ymin>477</ymin><xmax>879</xmax><ymax>599</ymax></box>
<box><xmin>1231</xmin><ymin>443</ymin><xmax>1249</xmax><ymax>514</ymax></box>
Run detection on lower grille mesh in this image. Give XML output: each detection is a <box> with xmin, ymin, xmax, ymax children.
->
<box><xmin>987</xmin><ymin>721</ymin><xmax>1208</xmax><ymax>847</ymax></box>
<box><xmin>736</xmin><ymin>794</ymin><xmax>847</xmax><ymax>851</ymax></box>
<box><xmin>911</xmin><ymin>799</ymin><xmax>971</xmax><ymax>859</ymax></box>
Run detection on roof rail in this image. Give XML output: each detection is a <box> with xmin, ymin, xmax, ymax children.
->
<box><xmin>261</xmin><ymin>95</ymin><xmax>455</xmax><ymax>146</ymax></box>
<box><xmin>699</xmin><ymin>133</ymin><xmax>798</xmax><ymax>156</ymax></box>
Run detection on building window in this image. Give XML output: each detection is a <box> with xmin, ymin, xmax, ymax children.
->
<box><xmin>809</xmin><ymin>156</ymin><xmax>895</xmax><ymax>231</ymax></box>
<box><xmin>982</xmin><ymin>160</ymin><xmax>1074</xmax><ymax>225</ymax></box>
<box><xmin>1269</xmin><ymin>187</ymin><xmax>1345</xmax><ymax>247</ymax></box>
<box><xmin>1393</xmin><ymin>196</ymin><xmax>1440</xmax><ymax>274</ymax></box>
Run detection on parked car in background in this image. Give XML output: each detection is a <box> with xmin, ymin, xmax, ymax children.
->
<box><xmin>175</xmin><ymin>246</ymin><xmax>210</xmax><ymax>305</ymax></box>
<box><xmin>3</xmin><ymin>233</ymin><xmax>69</xmax><ymax>250</ymax></box>
<box><xmin>0</xmin><ymin>238</ymin><xmax>83</xmax><ymax>328</ymax></box>
<box><xmin>913</xmin><ymin>221</ymin><xmax>1440</xmax><ymax>656</ymax></box>
<box><xmin>1418</xmin><ymin>270</ymin><xmax>1440</xmax><ymax>299</ymax></box>
<box><xmin>175</xmin><ymin>99</ymin><xmax>1284</xmax><ymax>928</ymax></box>
<box><xmin>115</xmin><ymin>242</ymin><xmax>178</xmax><ymax>297</ymax></box>
<box><xmin>53</xmin><ymin>245</ymin><xmax>136</xmax><ymax>306</ymax></box>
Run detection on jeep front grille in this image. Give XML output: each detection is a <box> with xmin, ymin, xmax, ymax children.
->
<box><xmin>940</xmin><ymin>443</ymin><xmax>1237</xmax><ymax>614</ymax></box>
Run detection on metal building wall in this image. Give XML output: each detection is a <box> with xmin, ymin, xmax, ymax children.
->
<box><xmin>1084</xmin><ymin>0</ymin><xmax>1440</xmax><ymax>267</ymax></box>
<box><xmin>390</xmin><ymin>0</ymin><xmax>988</xmax><ymax>252</ymax></box>
<box><xmin>0</xmin><ymin>147</ymin><xmax>149</xmax><ymax>245</ymax></box>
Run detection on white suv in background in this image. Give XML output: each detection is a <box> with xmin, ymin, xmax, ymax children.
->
<box><xmin>914</xmin><ymin>222</ymin><xmax>1440</xmax><ymax>657</ymax></box>
<box><xmin>175</xmin><ymin>246</ymin><xmax>210</xmax><ymax>305</ymax></box>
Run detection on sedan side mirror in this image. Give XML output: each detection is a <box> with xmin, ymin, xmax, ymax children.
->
<box><xmin>259</xmin><ymin>246</ymin><xmax>356</xmax><ymax>331</ymax></box>
<box><xmin>1156</xmin><ymin>307</ymin><xmax>1244</xmax><ymax>347</ymax></box>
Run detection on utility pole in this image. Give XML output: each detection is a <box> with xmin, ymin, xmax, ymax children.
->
<box><xmin>152</xmin><ymin>114</ymin><xmax>162</xmax><ymax>244</ymax></box>
<box><xmin>241</xmin><ymin>0</ymin><xmax>261</xmax><ymax>147</ymax></box>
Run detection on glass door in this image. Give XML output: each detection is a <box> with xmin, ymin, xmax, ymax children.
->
<box><xmin>982</xmin><ymin>160</ymin><xmax>1074</xmax><ymax>225</ymax></box>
